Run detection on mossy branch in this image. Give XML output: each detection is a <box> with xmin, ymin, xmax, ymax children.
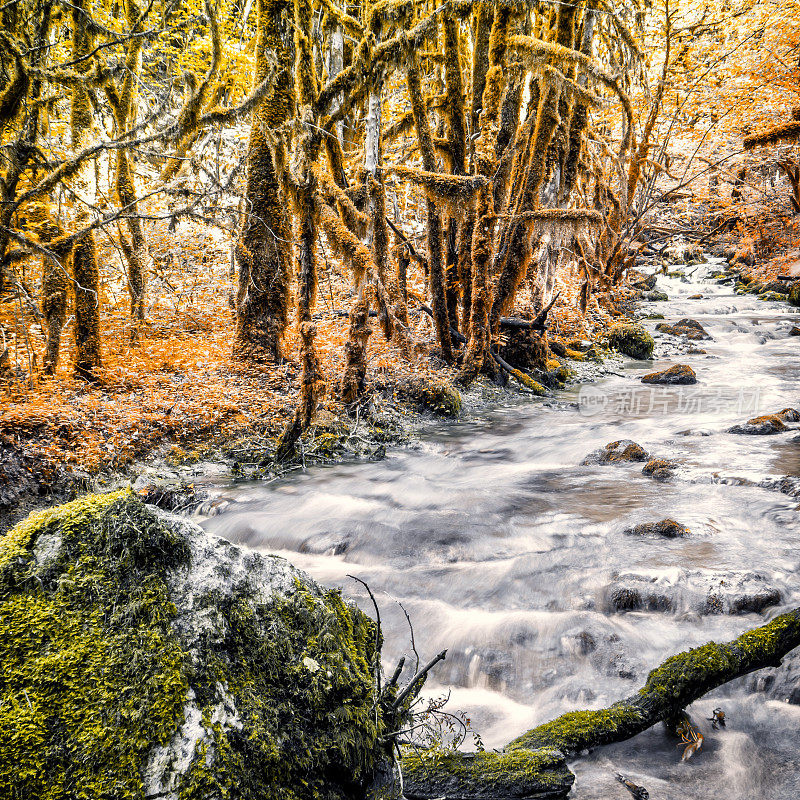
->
<box><xmin>387</xmin><ymin>165</ymin><xmax>489</xmax><ymax>202</ymax></box>
<box><xmin>506</xmin><ymin>608</ymin><xmax>800</xmax><ymax>757</ymax></box>
<box><xmin>744</xmin><ymin>120</ymin><xmax>800</xmax><ymax>150</ymax></box>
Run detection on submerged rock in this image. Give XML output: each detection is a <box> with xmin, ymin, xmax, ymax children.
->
<box><xmin>641</xmin><ymin>364</ymin><xmax>697</xmax><ymax>385</ymax></box>
<box><xmin>582</xmin><ymin>440</ymin><xmax>649</xmax><ymax>465</ymax></box>
<box><xmin>642</xmin><ymin>459</ymin><xmax>677</xmax><ymax>481</ymax></box>
<box><xmin>624</xmin><ymin>518</ymin><xmax>690</xmax><ymax>538</ymax></box>
<box><xmin>655</xmin><ymin>318</ymin><xmax>711</xmax><ymax>340</ymax></box>
<box><xmin>403</xmin><ymin>749</ymin><xmax>575</xmax><ymax>800</ymax></box>
<box><xmin>606</xmin><ymin>323</ymin><xmax>655</xmax><ymax>360</ymax></box>
<box><xmin>0</xmin><ymin>492</ymin><xmax>389</xmax><ymax>800</ymax></box>
<box><xmin>604</xmin><ymin>570</ymin><xmax>781</xmax><ymax>616</ymax></box>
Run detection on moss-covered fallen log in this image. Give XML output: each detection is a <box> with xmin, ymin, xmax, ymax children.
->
<box><xmin>403</xmin><ymin>610</ymin><xmax>800</xmax><ymax>799</ymax></box>
<box><xmin>403</xmin><ymin>749</ymin><xmax>575</xmax><ymax>800</ymax></box>
<box><xmin>507</xmin><ymin>609</ymin><xmax>800</xmax><ymax>756</ymax></box>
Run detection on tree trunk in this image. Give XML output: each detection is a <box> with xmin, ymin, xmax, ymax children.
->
<box><xmin>234</xmin><ymin>0</ymin><xmax>293</xmax><ymax>362</ymax></box>
<box><xmin>70</xmin><ymin>0</ymin><xmax>102</xmax><ymax>379</ymax></box>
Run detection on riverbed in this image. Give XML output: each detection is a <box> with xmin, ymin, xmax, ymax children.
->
<box><xmin>199</xmin><ymin>260</ymin><xmax>800</xmax><ymax>799</ymax></box>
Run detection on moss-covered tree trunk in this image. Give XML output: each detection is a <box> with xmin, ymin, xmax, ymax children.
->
<box><xmin>406</xmin><ymin>50</ymin><xmax>453</xmax><ymax>362</ymax></box>
<box><xmin>70</xmin><ymin>0</ymin><xmax>102</xmax><ymax>378</ymax></box>
<box><xmin>234</xmin><ymin>0</ymin><xmax>293</xmax><ymax>363</ymax></box>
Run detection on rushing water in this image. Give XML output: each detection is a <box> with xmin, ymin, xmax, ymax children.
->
<box><xmin>199</xmin><ymin>260</ymin><xmax>800</xmax><ymax>799</ymax></box>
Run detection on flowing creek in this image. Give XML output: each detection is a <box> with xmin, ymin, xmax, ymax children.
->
<box><xmin>199</xmin><ymin>260</ymin><xmax>800</xmax><ymax>799</ymax></box>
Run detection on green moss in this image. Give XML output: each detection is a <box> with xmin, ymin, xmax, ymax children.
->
<box><xmin>0</xmin><ymin>491</ymin><xmax>189</xmax><ymax>800</ymax></box>
<box><xmin>788</xmin><ymin>283</ymin><xmax>800</xmax><ymax>307</ymax></box>
<box><xmin>180</xmin><ymin>583</ymin><xmax>384</xmax><ymax>800</ymax></box>
<box><xmin>403</xmin><ymin>747</ymin><xmax>571</xmax><ymax>790</ymax></box>
<box><xmin>397</xmin><ymin>377</ymin><xmax>462</xmax><ymax>416</ymax></box>
<box><xmin>607</xmin><ymin>323</ymin><xmax>655</xmax><ymax>360</ymax></box>
<box><xmin>506</xmin><ymin>704</ymin><xmax>645</xmax><ymax>754</ymax></box>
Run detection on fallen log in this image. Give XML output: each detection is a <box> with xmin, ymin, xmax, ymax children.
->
<box><xmin>403</xmin><ymin>608</ymin><xmax>800</xmax><ymax>799</ymax></box>
<box><xmin>507</xmin><ymin>608</ymin><xmax>800</xmax><ymax>756</ymax></box>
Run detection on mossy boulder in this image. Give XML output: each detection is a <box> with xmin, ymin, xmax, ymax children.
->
<box><xmin>788</xmin><ymin>282</ymin><xmax>800</xmax><ymax>307</ymax></box>
<box><xmin>642</xmin><ymin>458</ymin><xmax>677</xmax><ymax>481</ymax></box>
<box><xmin>396</xmin><ymin>377</ymin><xmax>462</xmax><ymax>417</ymax></box>
<box><xmin>0</xmin><ymin>492</ymin><xmax>389</xmax><ymax>800</ymax></box>
<box><xmin>606</xmin><ymin>323</ymin><xmax>655</xmax><ymax>360</ymax></box>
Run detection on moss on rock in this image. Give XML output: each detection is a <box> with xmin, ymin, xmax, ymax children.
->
<box><xmin>606</xmin><ymin>323</ymin><xmax>655</xmax><ymax>360</ymax></box>
<box><xmin>396</xmin><ymin>377</ymin><xmax>462</xmax><ymax>416</ymax></box>
<box><xmin>0</xmin><ymin>491</ymin><xmax>189</xmax><ymax>800</ymax></box>
<box><xmin>0</xmin><ymin>493</ymin><xmax>389</xmax><ymax>800</ymax></box>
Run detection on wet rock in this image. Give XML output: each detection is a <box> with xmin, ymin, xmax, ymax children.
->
<box><xmin>641</xmin><ymin>364</ymin><xmax>697</xmax><ymax>385</ymax></box>
<box><xmin>136</xmin><ymin>482</ymin><xmax>204</xmax><ymax>512</ymax></box>
<box><xmin>688</xmin><ymin>293</ymin><xmax>703</xmax><ymax>299</ymax></box>
<box><xmin>403</xmin><ymin>749</ymin><xmax>575</xmax><ymax>800</ymax></box>
<box><xmin>606</xmin><ymin>581</ymin><xmax>674</xmax><ymax>613</ymax></box>
<box><xmin>625</xmin><ymin>518</ymin><xmax>690</xmax><ymax>538</ymax></box>
<box><xmin>789</xmin><ymin>686</ymin><xmax>800</xmax><ymax>705</ymax></box>
<box><xmin>758</xmin><ymin>476</ymin><xmax>800</xmax><ymax>499</ymax></box>
<box><xmin>582</xmin><ymin>440</ymin><xmax>649</xmax><ymax>465</ymax></box>
<box><xmin>790</xmin><ymin>326</ymin><xmax>800</xmax><ymax>336</ymax></box>
<box><xmin>759</xmin><ymin>291</ymin><xmax>786</xmax><ymax>302</ymax></box>
<box><xmin>687</xmin><ymin>347</ymin><xmax>707</xmax><ymax>354</ymax></box>
<box><xmin>644</xmin><ymin>290</ymin><xmax>669</xmax><ymax>301</ymax></box>
<box><xmin>728</xmin><ymin>414</ymin><xmax>790</xmax><ymax>435</ymax></box>
<box><xmin>654</xmin><ymin>317</ymin><xmax>711</xmax><ymax>339</ymax></box>
<box><xmin>788</xmin><ymin>282</ymin><xmax>800</xmax><ymax>307</ymax></box>
<box><xmin>777</xmin><ymin>407</ymin><xmax>800</xmax><ymax>422</ymax></box>
<box><xmin>607</xmin><ymin>323</ymin><xmax>655</xmax><ymax>360</ymax></box>
<box><xmin>642</xmin><ymin>459</ymin><xmax>676</xmax><ymax>481</ymax></box>
<box><xmin>762</xmin><ymin>280</ymin><xmax>791</xmax><ymax>295</ymax></box>
<box><xmin>629</xmin><ymin>271</ymin><xmax>657</xmax><ymax>291</ymax></box>
<box><xmin>605</xmin><ymin>570</ymin><xmax>782</xmax><ymax>617</ymax></box>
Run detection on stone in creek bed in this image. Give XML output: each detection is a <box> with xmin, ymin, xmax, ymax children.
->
<box><xmin>642</xmin><ymin>458</ymin><xmax>676</xmax><ymax>481</ymax></box>
<box><xmin>644</xmin><ymin>289</ymin><xmax>669</xmax><ymax>301</ymax></box>
<box><xmin>688</xmin><ymin>293</ymin><xmax>704</xmax><ymax>299</ymax></box>
<box><xmin>624</xmin><ymin>518</ymin><xmax>690</xmax><ymax>538</ymax></box>
<box><xmin>581</xmin><ymin>439</ymin><xmax>649</xmax><ymax>465</ymax></box>
<box><xmin>655</xmin><ymin>317</ymin><xmax>711</xmax><ymax>339</ymax></box>
<box><xmin>790</xmin><ymin>326</ymin><xmax>800</xmax><ymax>336</ymax></box>
<box><xmin>641</xmin><ymin>364</ymin><xmax>697</xmax><ymax>384</ymax></box>
<box><xmin>605</xmin><ymin>571</ymin><xmax>782</xmax><ymax>616</ymax></box>
<box><xmin>727</xmin><ymin>408</ymin><xmax>799</xmax><ymax>434</ymax></box>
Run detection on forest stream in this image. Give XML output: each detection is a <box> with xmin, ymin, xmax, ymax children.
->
<box><xmin>198</xmin><ymin>261</ymin><xmax>800</xmax><ymax>800</ymax></box>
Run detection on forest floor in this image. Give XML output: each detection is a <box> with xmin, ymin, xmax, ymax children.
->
<box><xmin>2</xmin><ymin>209</ymin><xmax>799</xmax><ymax>532</ymax></box>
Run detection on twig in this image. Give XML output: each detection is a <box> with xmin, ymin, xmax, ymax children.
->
<box><xmin>392</xmin><ymin>650</ymin><xmax>447</xmax><ymax>710</ymax></box>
